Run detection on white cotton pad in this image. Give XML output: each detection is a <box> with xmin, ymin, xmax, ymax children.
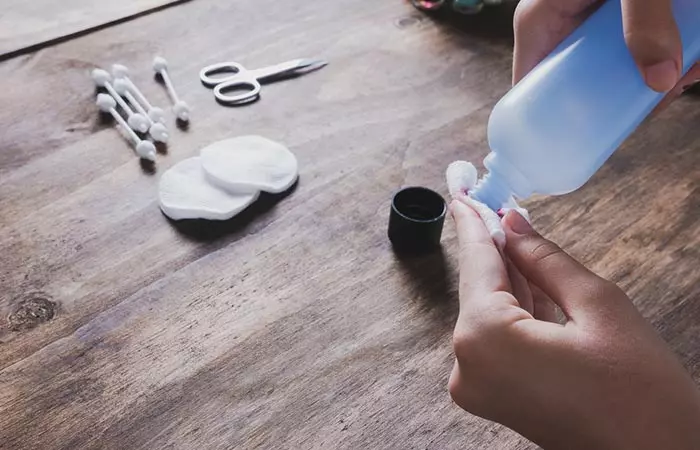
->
<box><xmin>159</xmin><ymin>157</ymin><xmax>259</xmax><ymax>221</ymax></box>
<box><xmin>460</xmin><ymin>195</ymin><xmax>506</xmax><ymax>249</ymax></box>
<box><xmin>446</xmin><ymin>160</ymin><xmax>478</xmax><ymax>197</ymax></box>
<box><xmin>445</xmin><ymin>159</ymin><xmax>506</xmax><ymax>248</ymax></box>
<box><xmin>200</xmin><ymin>135</ymin><xmax>298</xmax><ymax>194</ymax></box>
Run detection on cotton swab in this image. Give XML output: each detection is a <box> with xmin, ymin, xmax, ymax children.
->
<box><xmin>153</xmin><ymin>56</ymin><xmax>191</xmax><ymax>122</ymax></box>
<box><xmin>92</xmin><ymin>69</ymin><xmax>150</xmax><ymax>133</ymax></box>
<box><xmin>110</xmin><ymin>64</ymin><xmax>166</xmax><ymax>124</ymax></box>
<box><xmin>96</xmin><ymin>94</ymin><xmax>156</xmax><ymax>162</ymax></box>
<box><xmin>113</xmin><ymin>78</ymin><xmax>169</xmax><ymax>143</ymax></box>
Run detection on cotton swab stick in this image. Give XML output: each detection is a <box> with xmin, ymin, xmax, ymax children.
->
<box><xmin>113</xmin><ymin>78</ymin><xmax>169</xmax><ymax>143</ymax></box>
<box><xmin>96</xmin><ymin>94</ymin><xmax>156</xmax><ymax>162</ymax></box>
<box><xmin>153</xmin><ymin>56</ymin><xmax>190</xmax><ymax>122</ymax></box>
<box><xmin>92</xmin><ymin>69</ymin><xmax>150</xmax><ymax>133</ymax></box>
<box><xmin>110</xmin><ymin>64</ymin><xmax>167</xmax><ymax>124</ymax></box>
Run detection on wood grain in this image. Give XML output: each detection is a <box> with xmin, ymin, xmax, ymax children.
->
<box><xmin>0</xmin><ymin>0</ymin><xmax>699</xmax><ymax>448</ymax></box>
<box><xmin>0</xmin><ymin>0</ymin><xmax>189</xmax><ymax>60</ymax></box>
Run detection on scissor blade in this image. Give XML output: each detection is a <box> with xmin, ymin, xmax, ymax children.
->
<box><xmin>251</xmin><ymin>58</ymin><xmax>328</xmax><ymax>82</ymax></box>
<box><xmin>295</xmin><ymin>58</ymin><xmax>328</xmax><ymax>74</ymax></box>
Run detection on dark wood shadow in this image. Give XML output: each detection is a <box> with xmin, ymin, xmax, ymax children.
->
<box><xmin>393</xmin><ymin>246</ymin><xmax>459</xmax><ymax>325</ymax></box>
<box><xmin>411</xmin><ymin>1</ymin><xmax>517</xmax><ymax>45</ymax></box>
<box><xmin>167</xmin><ymin>181</ymin><xmax>299</xmax><ymax>243</ymax></box>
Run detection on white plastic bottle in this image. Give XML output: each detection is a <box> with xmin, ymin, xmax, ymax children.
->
<box><xmin>471</xmin><ymin>0</ymin><xmax>700</xmax><ymax>211</ymax></box>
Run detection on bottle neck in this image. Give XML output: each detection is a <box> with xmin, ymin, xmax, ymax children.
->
<box><xmin>471</xmin><ymin>172</ymin><xmax>513</xmax><ymax>211</ymax></box>
<box><xmin>471</xmin><ymin>151</ymin><xmax>533</xmax><ymax>210</ymax></box>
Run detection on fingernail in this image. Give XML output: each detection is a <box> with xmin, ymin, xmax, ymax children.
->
<box><xmin>643</xmin><ymin>60</ymin><xmax>679</xmax><ymax>93</ymax></box>
<box><xmin>504</xmin><ymin>210</ymin><xmax>532</xmax><ymax>235</ymax></box>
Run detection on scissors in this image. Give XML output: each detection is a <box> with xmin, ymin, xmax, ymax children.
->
<box><xmin>199</xmin><ymin>58</ymin><xmax>328</xmax><ymax>105</ymax></box>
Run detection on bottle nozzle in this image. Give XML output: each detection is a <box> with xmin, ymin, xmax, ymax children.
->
<box><xmin>471</xmin><ymin>172</ymin><xmax>513</xmax><ymax>211</ymax></box>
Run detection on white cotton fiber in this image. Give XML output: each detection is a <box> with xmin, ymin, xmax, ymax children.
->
<box><xmin>159</xmin><ymin>157</ymin><xmax>259</xmax><ymax>221</ymax></box>
<box><xmin>446</xmin><ymin>161</ymin><xmax>478</xmax><ymax>198</ymax></box>
<box><xmin>200</xmin><ymin>135</ymin><xmax>298</xmax><ymax>194</ymax></box>
<box><xmin>445</xmin><ymin>159</ymin><xmax>510</xmax><ymax>248</ymax></box>
<box><xmin>460</xmin><ymin>195</ymin><xmax>506</xmax><ymax>248</ymax></box>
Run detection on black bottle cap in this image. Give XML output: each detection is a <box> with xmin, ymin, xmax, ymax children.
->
<box><xmin>388</xmin><ymin>186</ymin><xmax>447</xmax><ymax>254</ymax></box>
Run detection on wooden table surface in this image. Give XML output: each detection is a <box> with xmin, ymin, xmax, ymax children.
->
<box><xmin>1</xmin><ymin>0</ymin><xmax>699</xmax><ymax>448</ymax></box>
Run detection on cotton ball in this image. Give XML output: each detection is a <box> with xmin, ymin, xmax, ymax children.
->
<box><xmin>446</xmin><ymin>161</ymin><xmax>478</xmax><ymax>198</ymax></box>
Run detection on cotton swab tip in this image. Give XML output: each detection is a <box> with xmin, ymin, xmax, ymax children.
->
<box><xmin>111</xmin><ymin>64</ymin><xmax>129</xmax><ymax>79</ymax></box>
<box><xmin>148</xmin><ymin>107</ymin><xmax>166</xmax><ymax>124</ymax></box>
<box><xmin>96</xmin><ymin>93</ymin><xmax>117</xmax><ymax>111</ymax></box>
<box><xmin>152</xmin><ymin>56</ymin><xmax>168</xmax><ymax>72</ymax></box>
<box><xmin>150</xmin><ymin>123</ymin><xmax>169</xmax><ymax>143</ymax></box>
<box><xmin>136</xmin><ymin>141</ymin><xmax>157</xmax><ymax>161</ymax></box>
<box><xmin>91</xmin><ymin>69</ymin><xmax>112</xmax><ymax>87</ymax></box>
<box><xmin>173</xmin><ymin>100</ymin><xmax>190</xmax><ymax>121</ymax></box>
<box><xmin>128</xmin><ymin>114</ymin><xmax>150</xmax><ymax>133</ymax></box>
<box><xmin>113</xmin><ymin>78</ymin><xmax>130</xmax><ymax>95</ymax></box>
<box><xmin>446</xmin><ymin>161</ymin><xmax>478</xmax><ymax>198</ymax></box>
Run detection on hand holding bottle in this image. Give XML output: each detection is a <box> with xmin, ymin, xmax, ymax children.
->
<box><xmin>512</xmin><ymin>0</ymin><xmax>700</xmax><ymax>109</ymax></box>
<box><xmin>448</xmin><ymin>201</ymin><xmax>700</xmax><ymax>449</ymax></box>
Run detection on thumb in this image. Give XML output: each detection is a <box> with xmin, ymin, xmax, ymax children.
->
<box><xmin>622</xmin><ymin>0</ymin><xmax>682</xmax><ymax>92</ymax></box>
<box><xmin>502</xmin><ymin>211</ymin><xmax>612</xmax><ymax>321</ymax></box>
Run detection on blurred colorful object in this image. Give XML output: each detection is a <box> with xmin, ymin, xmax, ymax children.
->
<box><xmin>411</xmin><ymin>0</ymin><xmax>514</xmax><ymax>14</ymax></box>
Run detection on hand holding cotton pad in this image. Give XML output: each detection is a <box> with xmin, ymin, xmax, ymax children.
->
<box><xmin>158</xmin><ymin>135</ymin><xmax>298</xmax><ymax>221</ymax></box>
<box><xmin>446</xmin><ymin>160</ymin><xmax>529</xmax><ymax>248</ymax></box>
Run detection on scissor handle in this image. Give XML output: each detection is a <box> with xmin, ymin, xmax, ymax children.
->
<box><xmin>214</xmin><ymin>78</ymin><xmax>262</xmax><ymax>105</ymax></box>
<box><xmin>199</xmin><ymin>62</ymin><xmax>248</xmax><ymax>88</ymax></box>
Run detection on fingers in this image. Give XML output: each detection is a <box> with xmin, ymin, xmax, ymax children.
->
<box><xmin>502</xmin><ymin>210</ymin><xmax>608</xmax><ymax>321</ymax></box>
<box><xmin>654</xmin><ymin>63</ymin><xmax>700</xmax><ymax>113</ymax></box>
<box><xmin>621</xmin><ymin>0</ymin><xmax>682</xmax><ymax>92</ymax></box>
<box><xmin>512</xmin><ymin>0</ymin><xmax>598</xmax><ymax>84</ymax></box>
<box><xmin>530</xmin><ymin>282</ymin><xmax>560</xmax><ymax>324</ymax></box>
<box><xmin>507</xmin><ymin>258</ymin><xmax>534</xmax><ymax>316</ymax></box>
<box><xmin>513</xmin><ymin>0</ymin><xmax>684</xmax><ymax>93</ymax></box>
<box><xmin>451</xmin><ymin>200</ymin><xmax>511</xmax><ymax>311</ymax></box>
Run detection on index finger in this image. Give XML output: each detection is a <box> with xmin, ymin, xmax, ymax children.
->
<box><xmin>621</xmin><ymin>0</ymin><xmax>681</xmax><ymax>92</ymax></box>
<box><xmin>512</xmin><ymin>0</ymin><xmax>598</xmax><ymax>84</ymax></box>
<box><xmin>451</xmin><ymin>200</ymin><xmax>510</xmax><ymax>309</ymax></box>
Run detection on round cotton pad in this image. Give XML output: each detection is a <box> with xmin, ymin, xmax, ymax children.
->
<box><xmin>200</xmin><ymin>135</ymin><xmax>298</xmax><ymax>194</ymax></box>
<box><xmin>159</xmin><ymin>157</ymin><xmax>259</xmax><ymax>221</ymax></box>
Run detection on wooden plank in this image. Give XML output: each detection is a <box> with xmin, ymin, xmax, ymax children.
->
<box><xmin>0</xmin><ymin>0</ymin><xmax>698</xmax><ymax>448</ymax></box>
<box><xmin>0</xmin><ymin>0</ymin><xmax>189</xmax><ymax>60</ymax></box>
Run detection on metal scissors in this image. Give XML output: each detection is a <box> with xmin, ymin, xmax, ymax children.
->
<box><xmin>199</xmin><ymin>58</ymin><xmax>327</xmax><ymax>105</ymax></box>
